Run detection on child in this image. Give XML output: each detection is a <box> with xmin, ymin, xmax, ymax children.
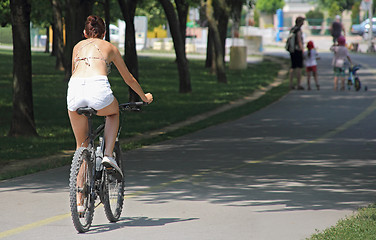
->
<box><xmin>304</xmin><ymin>41</ymin><xmax>320</xmax><ymax>90</ymax></box>
<box><xmin>330</xmin><ymin>36</ymin><xmax>352</xmax><ymax>91</ymax></box>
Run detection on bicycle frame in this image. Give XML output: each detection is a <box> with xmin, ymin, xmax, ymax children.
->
<box><xmin>79</xmin><ymin>101</ymin><xmax>144</xmax><ymax>152</ymax></box>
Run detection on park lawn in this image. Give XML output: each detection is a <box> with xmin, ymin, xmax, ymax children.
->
<box><xmin>0</xmin><ymin>49</ymin><xmax>284</xmax><ymax>167</ymax></box>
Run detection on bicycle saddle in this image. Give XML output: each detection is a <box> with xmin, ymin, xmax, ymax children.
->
<box><xmin>76</xmin><ymin>107</ymin><xmax>97</xmax><ymax>116</ymax></box>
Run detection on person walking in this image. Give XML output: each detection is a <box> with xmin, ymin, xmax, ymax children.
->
<box><xmin>330</xmin><ymin>15</ymin><xmax>346</xmax><ymax>44</ymax></box>
<box><xmin>304</xmin><ymin>41</ymin><xmax>320</xmax><ymax>90</ymax></box>
<box><xmin>330</xmin><ymin>36</ymin><xmax>352</xmax><ymax>91</ymax></box>
<box><xmin>289</xmin><ymin>16</ymin><xmax>305</xmax><ymax>90</ymax></box>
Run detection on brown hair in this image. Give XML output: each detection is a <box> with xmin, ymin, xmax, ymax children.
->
<box><xmin>84</xmin><ymin>15</ymin><xmax>105</xmax><ymax>38</ymax></box>
<box><xmin>295</xmin><ymin>16</ymin><xmax>305</xmax><ymax>25</ymax></box>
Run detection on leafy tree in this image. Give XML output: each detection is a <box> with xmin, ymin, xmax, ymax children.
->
<box><xmin>255</xmin><ymin>0</ymin><xmax>284</xmax><ymax>14</ymax></box>
<box><xmin>136</xmin><ymin>0</ymin><xmax>166</xmax><ymax>29</ymax></box>
<box><xmin>30</xmin><ymin>0</ymin><xmax>52</xmax><ymax>27</ymax></box>
<box><xmin>328</xmin><ymin>1</ymin><xmax>341</xmax><ymax>17</ymax></box>
<box><xmin>253</xmin><ymin>8</ymin><xmax>259</xmax><ymax>27</ymax></box>
<box><xmin>202</xmin><ymin>0</ymin><xmax>227</xmax><ymax>83</ymax></box>
<box><xmin>93</xmin><ymin>0</ymin><xmax>123</xmax><ymax>41</ymax></box>
<box><xmin>351</xmin><ymin>1</ymin><xmax>360</xmax><ymax>24</ymax></box>
<box><xmin>9</xmin><ymin>0</ymin><xmax>38</xmax><ymax>136</ymax></box>
<box><xmin>305</xmin><ymin>8</ymin><xmax>324</xmax><ymax>34</ymax></box>
<box><xmin>30</xmin><ymin>0</ymin><xmax>53</xmax><ymax>53</ymax></box>
<box><xmin>203</xmin><ymin>0</ymin><xmax>249</xmax><ymax>83</ymax></box>
<box><xmin>318</xmin><ymin>0</ymin><xmax>357</xmax><ymax>12</ymax></box>
<box><xmin>0</xmin><ymin>0</ymin><xmax>11</xmax><ymax>27</ymax></box>
<box><xmin>51</xmin><ymin>0</ymin><xmax>65</xmax><ymax>70</ymax></box>
<box><xmin>63</xmin><ymin>0</ymin><xmax>95</xmax><ymax>81</ymax></box>
<box><xmin>117</xmin><ymin>0</ymin><xmax>141</xmax><ymax>101</ymax></box>
<box><xmin>159</xmin><ymin>0</ymin><xmax>192</xmax><ymax>93</ymax></box>
<box><xmin>118</xmin><ymin>0</ymin><xmax>192</xmax><ymax>94</ymax></box>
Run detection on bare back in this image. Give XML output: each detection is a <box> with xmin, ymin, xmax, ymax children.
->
<box><xmin>71</xmin><ymin>38</ymin><xmax>116</xmax><ymax>78</ymax></box>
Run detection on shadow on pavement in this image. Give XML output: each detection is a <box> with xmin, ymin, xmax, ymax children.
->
<box><xmin>87</xmin><ymin>217</ymin><xmax>198</xmax><ymax>234</ymax></box>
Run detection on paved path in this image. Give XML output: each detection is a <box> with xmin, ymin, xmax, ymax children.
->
<box><xmin>1</xmin><ymin>49</ymin><xmax>376</xmax><ymax>240</ymax></box>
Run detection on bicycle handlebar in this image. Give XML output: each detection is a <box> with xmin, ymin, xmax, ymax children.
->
<box><xmin>119</xmin><ymin>101</ymin><xmax>148</xmax><ymax>111</ymax></box>
<box><xmin>77</xmin><ymin>102</ymin><xmax>148</xmax><ymax>116</ymax></box>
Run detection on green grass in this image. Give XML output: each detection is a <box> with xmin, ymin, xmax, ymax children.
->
<box><xmin>0</xmin><ymin>48</ymin><xmax>286</xmax><ymax>174</ymax></box>
<box><xmin>308</xmin><ymin>204</ymin><xmax>376</xmax><ymax>240</ymax></box>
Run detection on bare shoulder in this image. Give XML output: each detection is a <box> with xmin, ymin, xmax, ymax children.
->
<box><xmin>73</xmin><ymin>39</ymin><xmax>86</xmax><ymax>50</ymax></box>
<box><xmin>101</xmin><ymin>40</ymin><xmax>121</xmax><ymax>61</ymax></box>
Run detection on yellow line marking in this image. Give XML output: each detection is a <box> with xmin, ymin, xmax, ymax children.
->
<box><xmin>0</xmin><ymin>213</ymin><xmax>70</xmax><ymax>239</ymax></box>
<box><xmin>1</xmin><ymin>82</ymin><xmax>376</xmax><ymax>238</ymax></box>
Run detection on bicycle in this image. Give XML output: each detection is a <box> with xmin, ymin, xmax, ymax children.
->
<box><xmin>347</xmin><ymin>64</ymin><xmax>362</xmax><ymax>91</ymax></box>
<box><xmin>69</xmin><ymin>101</ymin><xmax>147</xmax><ymax>233</ymax></box>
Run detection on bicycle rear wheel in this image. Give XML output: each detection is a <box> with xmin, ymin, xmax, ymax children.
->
<box><xmin>103</xmin><ymin>142</ymin><xmax>124</xmax><ymax>222</ymax></box>
<box><xmin>354</xmin><ymin>77</ymin><xmax>361</xmax><ymax>91</ymax></box>
<box><xmin>69</xmin><ymin>147</ymin><xmax>95</xmax><ymax>233</ymax></box>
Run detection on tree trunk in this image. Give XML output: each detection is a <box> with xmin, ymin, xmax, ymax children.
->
<box><xmin>159</xmin><ymin>0</ymin><xmax>192</xmax><ymax>93</ymax></box>
<box><xmin>218</xmin><ymin>10</ymin><xmax>228</xmax><ymax>64</ymax></box>
<box><xmin>51</xmin><ymin>0</ymin><xmax>64</xmax><ymax>71</ymax></box>
<box><xmin>44</xmin><ymin>26</ymin><xmax>50</xmax><ymax>53</ymax></box>
<box><xmin>231</xmin><ymin>0</ymin><xmax>243</xmax><ymax>39</ymax></box>
<box><xmin>9</xmin><ymin>0</ymin><xmax>38</xmax><ymax>136</ymax></box>
<box><xmin>104</xmin><ymin>0</ymin><xmax>110</xmax><ymax>42</ymax></box>
<box><xmin>51</xmin><ymin>23</ymin><xmax>55</xmax><ymax>56</ymax></box>
<box><xmin>175</xmin><ymin>0</ymin><xmax>189</xmax><ymax>48</ymax></box>
<box><xmin>118</xmin><ymin>0</ymin><xmax>140</xmax><ymax>102</ymax></box>
<box><xmin>64</xmin><ymin>0</ymin><xmax>94</xmax><ymax>81</ymax></box>
<box><xmin>203</xmin><ymin>0</ymin><xmax>227</xmax><ymax>83</ymax></box>
<box><xmin>205</xmin><ymin>27</ymin><xmax>213</xmax><ymax>68</ymax></box>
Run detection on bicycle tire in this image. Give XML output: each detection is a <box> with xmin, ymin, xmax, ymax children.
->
<box><xmin>102</xmin><ymin>141</ymin><xmax>124</xmax><ymax>222</ymax></box>
<box><xmin>69</xmin><ymin>147</ymin><xmax>95</xmax><ymax>233</ymax></box>
<box><xmin>355</xmin><ymin>78</ymin><xmax>361</xmax><ymax>91</ymax></box>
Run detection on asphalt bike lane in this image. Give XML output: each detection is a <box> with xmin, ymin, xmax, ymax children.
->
<box><xmin>1</xmin><ymin>50</ymin><xmax>376</xmax><ymax>239</ymax></box>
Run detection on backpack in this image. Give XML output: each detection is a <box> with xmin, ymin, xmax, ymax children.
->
<box><xmin>285</xmin><ymin>31</ymin><xmax>296</xmax><ymax>53</ymax></box>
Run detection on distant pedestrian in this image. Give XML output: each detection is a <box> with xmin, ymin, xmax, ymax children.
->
<box><xmin>289</xmin><ymin>16</ymin><xmax>305</xmax><ymax>90</ymax></box>
<box><xmin>330</xmin><ymin>36</ymin><xmax>352</xmax><ymax>91</ymax></box>
<box><xmin>304</xmin><ymin>41</ymin><xmax>320</xmax><ymax>90</ymax></box>
<box><xmin>330</xmin><ymin>15</ymin><xmax>346</xmax><ymax>44</ymax></box>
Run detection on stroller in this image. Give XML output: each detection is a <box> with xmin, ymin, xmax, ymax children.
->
<box><xmin>347</xmin><ymin>64</ymin><xmax>367</xmax><ymax>91</ymax></box>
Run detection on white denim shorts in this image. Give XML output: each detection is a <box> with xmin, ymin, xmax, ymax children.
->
<box><xmin>67</xmin><ymin>75</ymin><xmax>114</xmax><ymax>111</ymax></box>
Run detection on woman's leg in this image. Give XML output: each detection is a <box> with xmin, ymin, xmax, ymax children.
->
<box><xmin>68</xmin><ymin>110</ymin><xmax>89</xmax><ymax>210</ymax></box>
<box><xmin>68</xmin><ymin>110</ymin><xmax>89</xmax><ymax>149</ymax></box>
<box><xmin>97</xmin><ymin>98</ymin><xmax>119</xmax><ymax>157</ymax></box>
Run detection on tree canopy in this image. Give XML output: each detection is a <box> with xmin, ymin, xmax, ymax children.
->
<box><xmin>255</xmin><ymin>0</ymin><xmax>284</xmax><ymax>14</ymax></box>
<box><xmin>318</xmin><ymin>0</ymin><xmax>357</xmax><ymax>13</ymax></box>
<box><xmin>0</xmin><ymin>0</ymin><xmax>11</xmax><ymax>27</ymax></box>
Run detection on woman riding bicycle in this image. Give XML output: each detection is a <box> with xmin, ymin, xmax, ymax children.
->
<box><xmin>67</xmin><ymin>15</ymin><xmax>153</xmax><ymax>176</ymax></box>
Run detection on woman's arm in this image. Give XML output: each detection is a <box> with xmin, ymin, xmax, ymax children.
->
<box><xmin>297</xmin><ymin>31</ymin><xmax>304</xmax><ymax>52</ymax></box>
<box><xmin>111</xmin><ymin>46</ymin><xmax>153</xmax><ymax>103</ymax></box>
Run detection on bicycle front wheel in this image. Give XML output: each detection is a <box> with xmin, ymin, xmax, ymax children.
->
<box><xmin>103</xmin><ymin>142</ymin><xmax>124</xmax><ymax>222</ymax></box>
<box><xmin>69</xmin><ymin>147</ymin><xmax>95</xmax><ymax>233</ymax></box>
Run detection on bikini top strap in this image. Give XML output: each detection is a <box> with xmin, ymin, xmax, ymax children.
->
<box><xmin>89</xmin><ymin>41</ymin><xmax>111</xmax><ymax>73</ymax></box>
<box><xmin>73</xmin><ymin>40</ymin><xmax>111</xmax><ymax>73</ymax></box>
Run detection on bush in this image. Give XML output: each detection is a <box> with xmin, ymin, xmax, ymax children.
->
<box><xmin>305</xmin><ymin>9</ymin><xmax>324</xmax><ymax>35</ymax></box>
